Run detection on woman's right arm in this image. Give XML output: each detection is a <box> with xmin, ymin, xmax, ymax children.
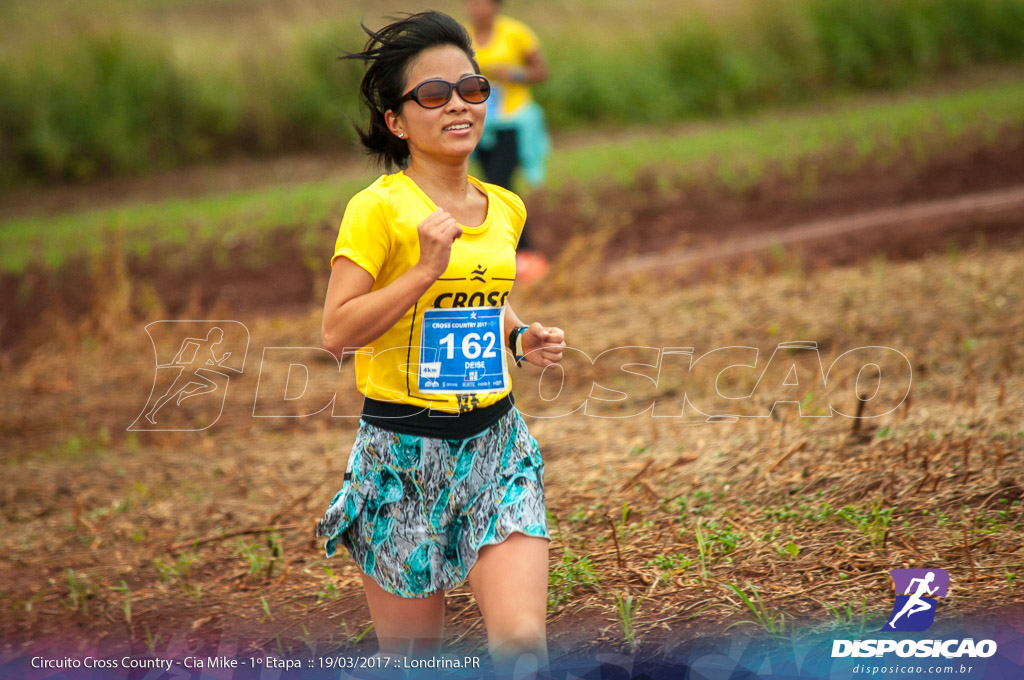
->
<box><xmin>321</xmin><ymin>208</ymin><xmax>462</xmax><ymax>358</ymax></box>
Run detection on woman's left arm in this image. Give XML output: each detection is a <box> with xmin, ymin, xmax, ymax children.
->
<box><xmin>491</xmin><ymin>48</ymin><xmax>548</xmax><ymax>85</ymax></box>
<box><xmin>504</xmin><ymin>304</ymin><xmax>565</xmax><ymax>367</ymax></box>
<box><xmin>519</xmin><ymin>48</ymin><xmax>548</xmax><ymax>85</ymax></box>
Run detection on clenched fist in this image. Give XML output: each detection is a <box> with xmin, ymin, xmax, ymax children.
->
<box><xmin>521</xmin><ymin>322</ymin><xmax>566</xmax><ymax>368</ymax></box>
<box><xmin>415</xmin><ymin>209</ymin><xmax>463</xmax><ymax>279</ymax></box>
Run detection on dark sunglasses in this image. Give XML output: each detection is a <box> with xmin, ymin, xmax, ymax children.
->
<box><xmin>400</xmin><ymin>75</ymin><xmax>491</xmax><ymax>109</ymax></box>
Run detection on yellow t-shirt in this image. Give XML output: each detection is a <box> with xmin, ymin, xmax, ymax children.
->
<box><xmin>332</xmin><ymin>171</ymin><xmax>525</xmax><ymax>413</ymax></box>
<box><xmin>468</xmin><ymin>15</ymin><xmax>540</xmax><ymax>118</ymax></box>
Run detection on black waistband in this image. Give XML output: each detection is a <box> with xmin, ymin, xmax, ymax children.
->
<box><xmin>360</xmin><ymin>393</ymin><xmax>515</xmax><ymax>439</ymax></box>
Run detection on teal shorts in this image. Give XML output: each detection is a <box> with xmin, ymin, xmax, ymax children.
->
<box><xmin>315</xmin><ymin>408</ymin><xmax>549</xmax><ymax>598</ymax></box>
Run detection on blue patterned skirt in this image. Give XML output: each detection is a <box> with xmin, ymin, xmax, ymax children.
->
<box><xmin>315</xmin><ymin>407</ymin><xmax>549</xmax><ymax>598</ymax></box>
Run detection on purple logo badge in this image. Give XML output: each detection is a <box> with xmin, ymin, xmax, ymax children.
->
<box><xmin>881</xmin><ymin>568</ymin><xmax>949</xmax><ymax>632</ymax></box>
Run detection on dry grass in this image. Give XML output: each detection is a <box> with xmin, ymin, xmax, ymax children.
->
<box><xmin>0</xmin><ymin>239</ymin><xmax>1021</xmax><ymax>655</ymax></box>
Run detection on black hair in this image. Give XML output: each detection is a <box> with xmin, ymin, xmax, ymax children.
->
<box><xmin>342</xmin><ymin>11</ymin><xmax>480</xmax><ymax>170</ymax></box>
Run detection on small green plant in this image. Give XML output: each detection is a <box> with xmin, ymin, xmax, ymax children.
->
<box><xmin>154</xmin><ymin>551</ymin><xmax>198</xmax><ymax>584</ymax></box>
<box><xmin>153</xmin><ymin>551</ymin><xmax>203</xmax><ymax>604</ymax></box>
<box><xmin>349</xmin><ymin>623</ymin><xmax>375</xmax><ymax>648</ymax></box>
<box><xmin>618</xmin><ymin>502</ymin><xmax>634</xmax><ymax>543</ymax></box>
<box><xmin>694</xmin><ymin>523</ymin><xmax>710</xmax><ymax>577</ymax></box>
<box><xmin>188</xmin><ymin>583</ymin><xmax>203</xmax><ymax>606</ymax></box>
<box><xmin>234</xmin><ymin>539</ymin><xmax>266</xmax><ymax>576</ymax></box>
<box><xmin>724</xmin><ymin>583</ymin><xmax>789</xmax><ymax>643</ymax></box>
<box><xmin>703</xmin><ymin>521</ymin><xmax>742</xmax><ymax>555</ymax></box>
<box><xmin>795</xmin><ymin>391</ymin><xmax>829</xmax><ymax>417</ymax></box>
<box><xmin>107</xmin><ymin>580</ymin><xmax>132</xmax><ymax>628</ymax></box>
<box><xmin>234</xmin><ymin>532</ymin><xmax>282</xmax><ymax>581</ymax></box>
<box><xmin>300</xmin><ymin>625</ymin><xmax>318</xmax><ymax>656</ymax></box>
<box><xmin>546</xmin><ymin>509</ymin><xmax>563</xmax><ymax>538</ymax></box>
<box><xmin>691</xmin><ymin>520</ymin><xmax>742</xmax><ymax>574</ymax></box>
<box><xmin>549</xmin><ymin>548</ymin><xmax>600</xmax><ymax>609</ymax></box>
<box><xmin>764</xmin><ymin>500</ymin><xmax>840</xmax><ymax>523</ymax></box>
<box><xmin>837</xmin><ymin>504</ymin><xmax>893</xmax><ymax>549</ymax></box>
<box><xmin>676</xmin><ymin>490</ymin><xmax>717</xmax><ymax>518</ymax></box>
<box><xmin>65</xmin><ymin>569</ymin><xmax>96</xmax><ymax>615</ymax></box>
<box><xmin>143</xmin><ymin>625</ymin><xmax>163</xmax><ymax>654</ymax></box>
<box><xmin>267</xmin><ymin>531</ymin><xmax>283</xmax><ymax>577</ymax></box>
<box><xmin>317</xmin><ymin>566</ymin><xmax>341</xmax><ymax>604</ymax></box>
<box><xmin>650</xmin><ymin>553</ymin><xmax>694</xmax><ymax>581</ymax></box>
<box><xmin>825</xmin><ymin>597</ymin><xmax>869</xmax><ymax>637</ymax></box>
<box><xmin>613</xmin><ymin>592</ymin><xmax>642</xmax><ymax>651</ymax></box>
<box><xmin>260</xmin><ymin>595</ymin><xmax>273</xmax><ymax>623</ymax></box>
<box><xmin>567</xmin><ymin>506</ymin><xmax>588</xmax><ymax>523</ymax></box>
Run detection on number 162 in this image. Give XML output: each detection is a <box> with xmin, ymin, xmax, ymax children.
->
<box><xmin>439</xmin><ymin>332</ymin><xmax>498</xmax><ymax>360</ymax></box>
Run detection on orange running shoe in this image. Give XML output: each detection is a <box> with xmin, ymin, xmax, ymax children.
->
<box><xmin>515</xmin><ymin>250</ymin><xmax>550</xmax><ymax>284</ymax></box>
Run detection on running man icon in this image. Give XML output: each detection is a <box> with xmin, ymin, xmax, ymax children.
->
<box><xmin>888</xmin><ymin>572</ymin><xmax>937</xmax><ymax>627</ymax></box>
<box><xmin>881</xmin><ymin>568</ymin><xmax>949</xmax><ymax>632</ymax></box>
<box><xmin>131</xmin><ymin>321</ymin><xmax>249</xmax><ymax>431</ymax></box>
<box><xmin>144</xmin><ymin>328</ymin><xmax>232</xmax><ymax>424</ymax></box>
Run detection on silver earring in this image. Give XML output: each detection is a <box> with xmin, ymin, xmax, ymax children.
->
<box><xmin>397</xmin><ymin>132</ymin><xmax>405</xmax><ymax>139</ymax></box>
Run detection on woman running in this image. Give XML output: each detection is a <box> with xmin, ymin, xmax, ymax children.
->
<box><xmin>315</xmin><ymin>11</ymin><xmax>564</xmax><ymax>676</ymax></box>
<box><xmin>465</xmin><ymin>0</ymin><xmax>551</xmax><ymax>282</ymax></box>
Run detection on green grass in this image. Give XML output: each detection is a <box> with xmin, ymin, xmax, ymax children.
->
<box><xmin>549</xmin><ymin>548</ymin><xmax>600</xmax><ymax>609</ymax></box>
<box><xmin>1</xmin><ymin>176</ymin><xmax>367</xmax><ymax>272</ymax></box>
<box><xmin>64</xmin><ymin>569</ymin><xmax>97</xmax><ymax>615</ymax></box>
<box><xmin>547</xmin><ymin>78</ymin><xmax>1024</xmax><ymax>191</ymax></box>
<box><xmin>3</xmin><ymin>77</ymin><xmax>1024</xmax><ymax>274</ymax></box>
<box><xmin>724</xmin><ymin>582</ymin><xmax>790</xmax><ymax>643</ymax></box>
<box><xmin>234</xmin><ymin>532</ymin><xmax>283</xmax><ymax>581</ymax></box>
<box><xmin>107</xmin><ymin>580</ymin><xmax>133</xmax><ymax>628</ymax></box>
<box><xmin>649</xmin><ymin>552</ymin><xmax>694</xmax><ymax>581</ymax></box>
<box><xmin>762</xmin><ymin>499</ymin><xmax>895</xmax><ymax>549</ymax></box>
<box><xmin>2</xmin><ymin>0</ymin><xmax>1024</xmax><ymax>182</ymax></box>
<box><xmin>825</xmin><ymin>597</ymin><xmax>871</xmax><ymax>636</ymax></box>
<box><xmin>612</xmin><ymin>592</ymin><xmax>642</xmax><ymax>650</ymax></box>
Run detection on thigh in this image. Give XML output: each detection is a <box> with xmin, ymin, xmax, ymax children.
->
<box><xmin>467</xmin><ymin>532</ymin><xmax>549</xmax><ymax>634</ymax></box>
<box><xmin>360</xmin><ymin>572</ymin><xmax>445</xmax><ymax>655</ymax></box>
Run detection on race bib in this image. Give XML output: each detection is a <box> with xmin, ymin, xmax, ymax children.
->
<box><xmin>418</xmin><ymin>306</ymin><xmax>509</xmax><ymax>394</ymax></box>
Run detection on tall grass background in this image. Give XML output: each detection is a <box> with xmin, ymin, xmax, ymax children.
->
<box><xmin>2</xmin><ymin>0</ymin><xmax>1024</xmax><ymax>184</ymax></box>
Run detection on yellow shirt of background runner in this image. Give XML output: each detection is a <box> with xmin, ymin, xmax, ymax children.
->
<box><xmin>468</xmin><ymin>15</ymin><xmax>541</xmax><ymax>118</ymax></box>
<box><xmin>332</xmin><ymin>171</ymin><xmax>525</xmax><ymax>413</ymax></box>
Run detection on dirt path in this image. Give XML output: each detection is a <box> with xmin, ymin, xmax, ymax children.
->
<box><xmin>608</xmin><ymin>184</ymin><xmax>1024</xmax><ymax>279</ymax></box>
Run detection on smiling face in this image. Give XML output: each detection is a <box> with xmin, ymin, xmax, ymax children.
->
<box><xmin>385</xmin><ymin>45</ymin><xmax>486</xmax><ymax>166</ymax></box>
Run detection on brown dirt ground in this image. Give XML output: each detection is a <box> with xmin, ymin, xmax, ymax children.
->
<box><xmin>3</xmin><ymin>242</ymin><xmax>1022</xmax><ymax>663</ymax></box>
<box><xmin>1</xmin><ymin>128</ymin><xmax>1023</xmax><ymax>666</ymax></box>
